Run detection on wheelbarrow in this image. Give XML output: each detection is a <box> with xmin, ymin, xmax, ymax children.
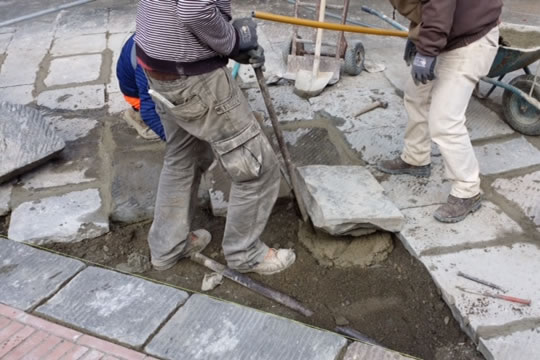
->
<box><xmin>478</xmin><ymin>23</ymin><xmax>540</xmax><ymax>136</ymax></box>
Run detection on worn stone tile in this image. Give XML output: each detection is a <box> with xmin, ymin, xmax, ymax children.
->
<box><xmin>45</xmin><ymin>54</ymin><xmax>102</xmax><ymax>87</ymax></box>
<box><xmin>36</xmin><ymin>267</ymin><xmax>188</xmax><ymax>347</ymax></box>
<box><xmin>8</xmin><ymin>189</ymin><xmax>109</xmax><ymax>245</ymax></box>
<box><xmin>398</xmin><ymin>201</ymin><xmax>523</xmax><ymax>257</ymax></box>
<box><xmin>45</xmin><ymin>116</ymin><xmax>99</xmax><ymax>143</ymax></box>
<box><xmin>492</xmin><ymin>171</ymin><xmax>540</xmax><ymax>226</ymax></box>
<box><xmin>37</xmin><ymin>85</ymin><xmax>105</xmax><ymax>110</ymax></box>
<box><xmin>343</xmin><ymin>341</ymin><xmax>411</xmax><ymax>360</ymax></box>
<box><xmin>0</xmin><ymin>182</ymin><xmax>13</xmax><ymax>216</ymax></box>
<box><xmin>0</xmin><ymin>238</ymin><xmax>85</xmax><ymax>311</ymax></box>
<box><xmin>421</xmin><ymin>244</ymin><xmax>540</xmax><ymax>337</ymax></box>
<box><xmin>474</xmin><ymin>137</ymin><xmax>540</xmax><ymax>175</ymax></box>
<box><xmin>297</xmin><ymin>165</ymin><xmax>405</xmax><ymax>235</ymax></box>
<box><xmin>0</xmin><ymin>32</ymin><xmax>13</xmax><ymax>54</ymax></box>
<box><xmin>344</xmin><ymin>125</ymin><xmax>406</xmax><ymax>164</ymax></box>
<box><xmin>0</xmin><ymin>47</ymin><xmax>47</xmax><ymax>87</ymax></box>
<box><xmin>246</xmin><ymin>85</ymin><xmax>314</xmax><ymax>122</ymax></box>
<box><xmin>107</xmin><ymin>33</ymin><xmax>132</xmax><ymax>94</ymax></box>
<box><xmin>380</xmin><ymin>157</ymin><xmax>450</xmax><ymax>209</ymax></box>
<box><xmin>55</xmin><ymin>8</ymin><xmax>109</xmax><ymax>37</ymax></box>
<box><xmin>478</xmin><ymin>327</ymin><xmax>540</xmax><ymax>360</ymax></box>
<box><xmin>108</xmin><ymin>91</ymin><xmax>127</xmax><ymax>114</ymax></box>
<box><xmin>20</xmin><ymin>160</ymin><xmax>95</xmax><ymax>190</ymax></box>
<box><xmin>0</xmin><ymin>85</ymin><xmax>33</xmax><ymax>105</ymax></box>
<box><xmin>51</xmin><ymin>34</ymin><xmax>107</xmax><ymax>56</ymax></box>
<box><xmin>146</xmin><ymin>294</ymin><xmax>347</xmax><ymax>360</ymax></box>
<box><xmin>111</xmin><ymin>148</ymin><xmax>164</xmax><ymax>223</ymax></box>
<box><xmin>466</xmin><ymin>100</ymin><xmax>514</xmax><ymax>141</ymax></box>
<box><xmin>108</xmin><ymin>8</ymin><xmax>136</xmax><ymax>34</ymax></box>
<box><xmin>0</xmin><ymin>103</ymin><xmax>65</xmax><ymax>183</ymax></box>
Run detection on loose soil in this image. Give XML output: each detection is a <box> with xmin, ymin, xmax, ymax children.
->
<box><xmin>24</xmin><ymin>200</ymin><xmax>484</xmax><ymax>360</ymax></box>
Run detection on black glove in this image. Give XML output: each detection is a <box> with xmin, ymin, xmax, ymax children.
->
<box><xmin>232</xmin><ymin>17</ymin><xmax>258</xmax><ymax>52</ymax></box>
<box><xmin>403</xmin><ymin>39</ymin><xmax>417</xmax><ymax>66</ymax></box>
<box><xmin>231</xmin><ymin>46</ymin><xmax>265</xmax><ymax>68</ymax></box>
<box><xmin>411</xmin><ymin>53</ymin><xmax>437</xmax><ymax>85</ymax></box>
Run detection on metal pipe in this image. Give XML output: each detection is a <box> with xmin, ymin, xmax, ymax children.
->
<box><xmin>0</xmin><ymin>0</ymin><xmax>96</xmax><ymax>28</ymax></box>
<box><xmin>287</xmin><ymin>0</ymin><xmax>375</xmax><ymax>28</ymax></box>
<box><xmin>252</xmin><ymin>11</ymin><xmax>409</xmax><ymax>38</ymax></box>
<box><xmin>360</xmin><ymin>6</ymin><xmax>408</xmax><ymax>31</ymax></box>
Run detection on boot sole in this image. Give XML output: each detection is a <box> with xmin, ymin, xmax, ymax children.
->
<box><xmin>376</xmin><ymin>165</ymin><xmax>431</xmax><ymax>178</ymax></box>
<box><xmin>434</xmin><ymin>201</ymin><xmax>482</xmax><ymax>223</ymax></box>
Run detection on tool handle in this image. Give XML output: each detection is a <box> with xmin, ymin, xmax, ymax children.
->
<box><xmin>497</xmin><ymin>294</ymin><xmax>531</xmax><ymax>306</ymax></box>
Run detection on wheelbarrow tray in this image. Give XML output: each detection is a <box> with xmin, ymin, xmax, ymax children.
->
<box><xmin>284</xmin><ymin>54</ymin><xmax>341</xmax><ymax>85</ymax></box>
<box><xmin>487</xmin><ymin>23</ymin><xmax>540</xmax><ymax>78</ymax></box>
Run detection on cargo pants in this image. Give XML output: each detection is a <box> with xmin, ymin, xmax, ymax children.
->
<box><xmin>401</xmin><ymin>26</ymin><xmax>499</xmax><ymax>198</ymax></box>
<box><xmin>146</xmin><ymin>67</ymin><xmax>280</xmax><ymax>270</ymax></box>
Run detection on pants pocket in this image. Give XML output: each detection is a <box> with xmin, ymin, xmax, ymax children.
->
<box><xmin>213</xmin><ymin>122</ymin><xmax>264</xmax><ymax>183</ymax></box>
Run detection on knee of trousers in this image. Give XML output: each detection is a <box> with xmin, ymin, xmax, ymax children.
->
<box><xmin>213</xmin><ymin>122</ymin><xmax>278</xmax><ymax>184</ymax></box>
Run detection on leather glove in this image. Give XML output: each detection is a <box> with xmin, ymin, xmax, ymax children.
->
<box><xmin>232</xmin><ymin>17</ymin><xmax>258</xmax><ymax>52</ymax></box>
<box><xmin>411</xmin><ymin>53</ymin><xmax>437</xmax><ymax>85</ymax></box>
<box><xmin>231</xmin><ymin>46</ymin><xmax>265</xmax><ymax>69</ymax></box>
<box><xmin>403</xmin><ymin>39</ymin><xmax>417</xmax><ymax>66</ymax></box>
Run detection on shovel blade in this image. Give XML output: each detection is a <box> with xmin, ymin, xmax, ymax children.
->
<box><xmin>294</xmin><ymin>69</ymin><xmax>334</xmax><ymax>98</ymax></box>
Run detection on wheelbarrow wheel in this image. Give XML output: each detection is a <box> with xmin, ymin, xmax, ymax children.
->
<box><xmin>502</xmin><ymin>74</ymin><xmax>540</xmax><ymax>136</ymax></box>
<box><xmin>343</xmin><ymin>41</ymin><xmax>365</xmax><ymax>76</ymax></box>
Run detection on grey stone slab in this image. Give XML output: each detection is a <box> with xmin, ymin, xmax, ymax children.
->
<box><xmin>0</xmin><ymin>238</ymin><xmax>85</xmax><ymax>311</ymax></box>
<box><xmin>465</xmin><ymin>100</ymin><xmax>514</xmax><ymax>141</ymax></box>
<box><xmin>399</xmin><ymin>201</ymin><xmax>523</xmax><ymax>257</ymax></box>
<box><xmin>475</xmin><ymin>137</ymin><xmax>540</xmax><ymax>175</ymax></box>
<box><xmin>343</xmin><ymin>341</ymin><xmax>412</xmax><ymax>360</ymax></box>
<box><xmin>246</xmin><ymin>85</ymin><xmax>314</xmax><ymax>122</ymax></box>
<box><xmin>108</xmin><ymin>8</ymin><xmax>136</xmax><ymax>34</ymax></box>
<box><xmin>421</xmin><ymin>244</ymin><xmax>540</xmax><ymax>339</ymax></box>
<box><xmin>146</xmin><ymin>294</ymin><xmax>347</xmax><ymax>360</ymax></box>
<box><xmin>0</xmin><ymin>182</ymin><xmax>12</xmax><ymax>216</ymax></box>
<box><xmin>45</xmin><ymin>54</ymin><xmax>102</xmax><ymax>87</ymax></box>
<box><xmin>0</xmin><ymin>37</ymin><xmax>50</xmax><ymax>87</ymax></box>
<box><xmin>55</xmin><ymin>8</ymin><xmax>109</xmax><ymax>37</ymax></box>
<box><xmin>0</xmin><ymin>32</ymin><xmax>13</xmax><ymax>53</ymax></box>
<box><xmin>493</xmin><ymin>171</ymin><xmax>540</xmax><ymax>226</ymax></box>
<box><xmin>0</xmin><ymin>85</ymin><xmax>34</xmax><ymax>104</ymax></box>
<box><xmin>8</xmin><ymin>188</ymin><xmax>109</xmax><ymax>245</ymax></box>
<box><xmin>36</xmin><ymin>267</ymin><xmax>188</xmax><ymax>347</ymax></box>
<box><xmin>0</xmin><ymin>102</ymin><xmax>65</xmax><ymax>183</ymax></box>
<box><xmin>297</xmin><ymin>165</ymin><xmax>405</xmax><ymax>234</ymax></box>
<box><xmin>51</xmin><ymin>34</ymin><xmax>107</xmax><ymax>56</ymax></box>
<box><xmin>380</xmin><ymin>157</ymin><xmax>450</xmax><ymax>209</ymax></box>
<box><xmin>478</xmin><ymin>327</ymin><xmax>540</xmax><ymax>360</ymax></box>
<box><xmin>111</xmin><ymin>149</ymin><xmax>164</xmax><ymax>223</ymax></box>
<box><xmin>108</xmin><ymin>91</ymin><xmax>126</xmax><ymax>114</ymax></box>
<box><xmin>107</xmin><ymin>33</ymin><xmax>133</xmax><ymax>94</ymax></box>
<box><xmin>37</xmin><ymin>85</ymin><xmax>105</xmax><ymax>110</ymax></box>
<box><xmin>20</xmin><ymin>160</ymin><xmax>95</xmax><ymax>190</ymax></box>
<box><xmin>45</xmin><ymin>115</ymin><xmax>99</xmax><ymax>142</ymax></box>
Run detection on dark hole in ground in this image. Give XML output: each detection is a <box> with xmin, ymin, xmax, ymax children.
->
<box><xmin>2</xmin><ymin>201</ymin><xmax>483</xmax><ymax>360</ymax></box>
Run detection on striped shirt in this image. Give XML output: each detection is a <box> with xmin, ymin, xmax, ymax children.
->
<box><xmin>135</xmin><ymin>0</ymin><xmax>239</xmax><ymax>75</ymax></box>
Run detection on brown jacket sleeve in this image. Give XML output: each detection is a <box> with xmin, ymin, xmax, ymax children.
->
<box><xmin>388</xmin><ymin>0</ymin><xmax>423</xmax><ymax>43</ymax></box>
<box><xmin>417</xmin><ymin>0</ymin><xmax>457</xmax><ymax>56</ymax></box>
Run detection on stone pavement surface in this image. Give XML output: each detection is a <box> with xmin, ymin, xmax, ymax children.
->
<box><xmin>0</xmin><ymin>238</ymin><xmax>412</xmax><ymax>360</ymax></box>
<box><xmin>0</xmin><ymin>1</ymin><xmax>538</xmax><ymax>359</ymax></box>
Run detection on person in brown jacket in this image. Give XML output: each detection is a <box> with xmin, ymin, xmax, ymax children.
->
<box><xmin>378</xmin><ymin>0</ymin><xmax>503</xmax><ymax>223</ymax></box>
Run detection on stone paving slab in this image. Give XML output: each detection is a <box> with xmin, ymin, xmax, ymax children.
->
<box><xmin>0</xmin><ymin>85</ymin><xmax>34</xmax><ymax>105</ymax></box>
<box><xmin>0</xmin><ymin>183</ymin><xmax>11</xmax><ymax>216</ymax></box>
<box><xmin>51</xmin><ymin>34</ymin><xmax>107</xmax><ymax>56</ymax></box>
<box><xmin>492</xmin><ymin>171</ymin><xmax>540</xmax><ymax>226</ymax></box>
<box><xmin>37</xmin><ymin>85</ymin><xmax>105</xmax><ymax>110</ymax></box>
<box><xmin>36</xmin><ymin>266</ymin><xmax>189</xmax><ymax>348</ymax></box>
<box><xmin>55</xmin><ymin>8</ymin><xmax>109</xmax><ymax>37</ymax></box>
<box><xmin>474</xmin><ymin>137</ymin><xmax>540</xmax><ymax>175</ymax></box>
<box><xmin>0</xmin><ymin>102</ymin><xmax>65</xmax><ymax>183</ymax></box>
<box><xmin>45</xmin><ymin>54</ymin><xmax>102</xmax><ymax>87</ymax></box>
<box><xmin>107</xmin><ymin>33</ymin><xmax>132</xmax><ymax>94</ymax></box>
<box><xmin>398</xmin><ymin>201</ymin><xmax>523</xmax><ymax>257</ymax></box>
<box><xmin>108</xmin><ymin>91</ymin><xmax>127</xmax><ymax>114</ymax></box>
<box><xmin>420</xmin><ymin>244</ymin><xmax>540</xmax><ymax>336</ymax></box>
<box><xmin>297</xmin><ymin>165</ymin><xmax>405</xmax><ymax>234</ymax></box>
<box><xmin>0</xmin><ymin>238</ymin><xmax>85</xmax><ymax>311</ymax></box>
<box><xmin>0</xmin><ymin>32</ymin><xmax>13</xmax><ymax>53</ymax></box>
<box><xmin>343</xmin><ymin>341</ymin><xmax>413</xmax><ymax>360</ymax></box>
<box><xmin>108</xmin><ymin>8</ymin><xmax>137</xmax><ymax>34</ymax></box>
<box><xmin>20</xmin><ymin>160</ymin><xmax>95</xmax><ymax>190</ymax></box>
<box><xmin>379</xmin><ymin>157</ymin><xmax>450</xmax><ymax>209</ymax></box>
<box><xmin>246</xmin><ymin>85</ymin><xmax>314</xmax><ymax>122</ymax></box>
<box><xmin>465</xmin><ymin>100</ymin><xmax>514</xmax><ymax>141</ymax></box>
<box><xmin>146</xmin><ymin>294</ymin><xmax>347</xmax><ymax>360</ymax></box>
<box><xmin>45</xmin><ymin>115</ymin><xmax>99</xmax><ymax>143</ymax></box>
<box><xmin>8</xmin><ymin>188</ymin><xmax>109</xmax><ymax>245</ymax></box>
<box><xmin>478</xmin><ymin>327</ymin><xmax>540</xmax><ymax>360</ymax></box>
<box><xmin>0</xmin><ymin>45</ymin><xmax>48</xmax><ymax>88</ymax></box>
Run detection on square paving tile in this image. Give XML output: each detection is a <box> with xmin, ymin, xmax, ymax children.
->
<box><xmin>398</xmin><ymin>201</ymin><xmax>523</xmax><ymax>257</ymax></box>
<box><xmin>479</xmin><ymin>327</ymin><xmax>540</xmax><ymax>360</ymax></box>
<box><xmin>36</xmin><ymin>267</ymin><xmax>189</xmax><ymax>347</ymax></box>
<box><xmin>44</xmin><ymin>54</ymin><xmax>102</xmax><ymax>87</ymax></box>
<box><xmin>0</xmin><ymin>238</ymin><xmax>85</xmax><ymax>311</ymax></box>
<box><xmin>51</xmin><ymin>34</ymin><xmax>107</xmax><ymax>56</ymax></box>
<box><xmin>474</xmin><ymin>137</ymin><xmax>540</xmax><ymax>175</ymax></box>
<box><xmin>493</xmin><ymin>171</ymin><xmax>540</xmax><ymax>226</ymax></box>
<box><xmin>146</xmin><ymin>294</ymin><xmax>347</xmax><ymax>360</ymax></box>
<box><xmin>37</xmin><ymin>85</ymin><xmax>105</xmax><ymax>110</ymax></box>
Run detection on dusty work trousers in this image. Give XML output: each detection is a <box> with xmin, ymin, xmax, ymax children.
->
<box><xmin>401</xmin><ymin>26</ymin><xmax>499</xmax><ymax>198</ymax></box>
<box><xmin>146</xmin><ymin>67</ymin><xmax>280</xmax><ymax>270</ymax></box>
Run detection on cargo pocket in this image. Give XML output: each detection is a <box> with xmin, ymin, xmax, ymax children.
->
<box><xmin>213</xmin><ymin>123</ymin><xmax>264</xmax><ymax>183</ymax></box>
<box><xmin>214</xmin><ymin>68</ymin><xmax>241</xmax><ymax>115</ymax></box>
<box><xmin>150</xmin><ymin>91</ymin><xmax>208</xmax><ymax>122</ymax></box>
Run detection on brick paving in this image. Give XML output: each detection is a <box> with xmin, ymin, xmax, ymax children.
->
<box><xmin>0</xmin><ymin>304</ymin><xmax>155</xmax><ymax>360</ymax></box>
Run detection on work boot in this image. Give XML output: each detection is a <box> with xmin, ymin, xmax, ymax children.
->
<box><xmin>434</xmin><ymin>194</ymin><xmax>482</xmax><ymax>223</ymax></box>
<box><xmin>123</xmin><ymin>107</ymin><xmax>160</xmax><ymax>140</ymax></box>
<box><xmin>153</xmin><ymin>229</ymin><xmax>212</xmax><ymax>271</ymax></box>
<box><xmin>237</xmin><ymin>248</ymin><xmax>296</xmax><ymax>276</ymax></box>
<box><xmin>377</xmin><ymin>157</ymin><xmax>431</xmax><ymax>177</ymax></box>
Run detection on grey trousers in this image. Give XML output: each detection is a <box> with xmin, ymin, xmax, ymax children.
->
<box><xmin>146</xmin><ymin>67</ymin><xmax>280</xmax><ymax>270</ymax></box>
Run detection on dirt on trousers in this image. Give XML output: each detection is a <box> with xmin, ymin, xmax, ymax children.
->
<box><xmin>3</xmin><ymin>200</ymin><xmax>480</xmax><ymax>360</ymax></box>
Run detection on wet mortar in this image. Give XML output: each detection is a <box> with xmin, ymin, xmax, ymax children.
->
<box><xmin>3</xmin><ymin>201</ymin><xmax>484</xmax><ymax>360</ymax></box>
<box><xmin>500</xmin><ymin>28</ymin><xmax>540</xmax><ymax>49</ymax></box>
